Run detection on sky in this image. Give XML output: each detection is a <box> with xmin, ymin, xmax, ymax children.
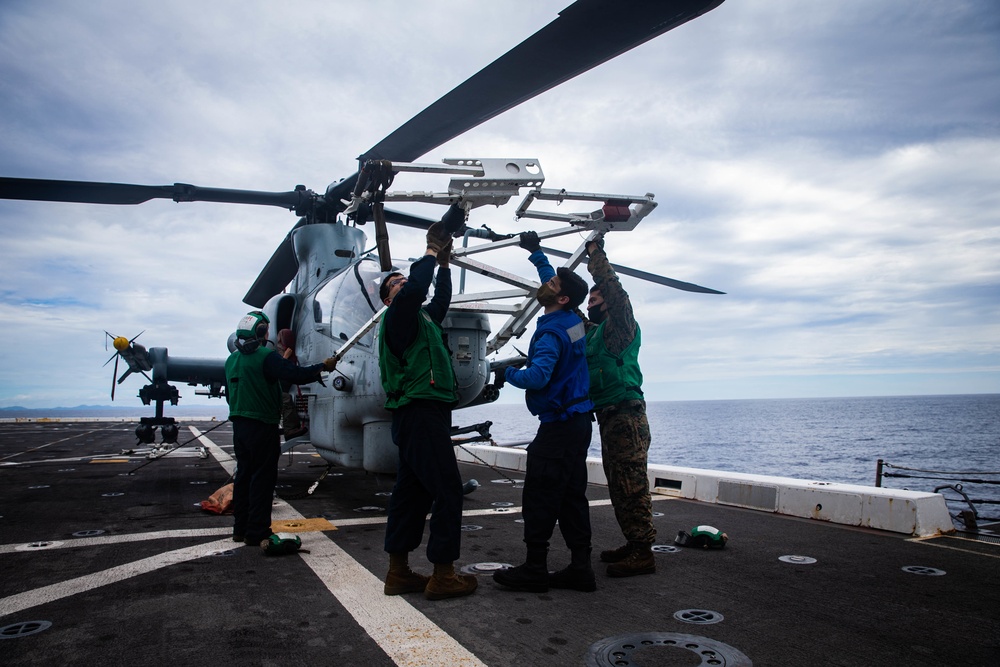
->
<box><xmin>1</xmin><ymin>0</ymin><xmax>998</xmax><ymax>410</ymax></box>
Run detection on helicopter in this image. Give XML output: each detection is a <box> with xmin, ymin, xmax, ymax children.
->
<box><xmin>0</xmin><ymin>0</ymin><xmax>726</xmax><ymax>474</ymax></box>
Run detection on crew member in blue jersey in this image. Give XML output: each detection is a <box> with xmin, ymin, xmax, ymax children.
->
<box><xmin>493</xmin><ymin>231</ymin><xmax>596</xmax><ymax>593</ymax></box>
<box><xmin>225</xmin><ymin>311</ymin><xmax>336</xmax><ymax>549</ymax></box>
<box><xmin>377</xmin><ymin>217</ymin><xmax>477</xmax><ymax>601</ymax></box>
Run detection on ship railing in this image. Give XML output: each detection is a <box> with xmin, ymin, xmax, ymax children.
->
<box><xmin>875</xmin><ymin>458</ymin><xmax>1000</xmax><ymax>531</ymax></box>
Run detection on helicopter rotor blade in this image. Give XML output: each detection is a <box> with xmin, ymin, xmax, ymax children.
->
<box><xmin>359</xmin><ymin>0</ymin><xmax>724</xmax><ymax>164</ymax></box>
<box><xmin>0</xmin><ymin>177</ymin><xmax>315</xmax><ymax>211</ymax></box>
<box><xmin>539</xmin><ymin>246</ymin><xmax>725</xmax><ymax>294</ymax></box>
<box><xmin>111</xmin><ymin>355</ymin><xmax>119</xmax><ymax>401</ymax></box>
<box><xmin>244</xmin><ymin>231</ymin><xmax>299</xmax><ymax>308</ymax></box>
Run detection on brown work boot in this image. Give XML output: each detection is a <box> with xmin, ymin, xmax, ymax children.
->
<box><xmin>606</xmin><ymin>542</ymin><xmax>655</xmax><ymax>577</ymax></box>
<box><xmin>425</xmin><ymin>563</ymin><xmax>478</xmax><ymax>600</ymax></box>
<box><xmin>383</xmin><ymin>552</ymin><xmax>429</xmax><ymax>595</ymax></box>
<box><xmin>600</xmin><ymin>543</ymin><xmax>632</xmax><ymax>563</ymax></box>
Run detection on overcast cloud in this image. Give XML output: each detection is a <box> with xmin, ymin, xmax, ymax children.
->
<box><xmin>1</xmin><ymin>0</ymin><xmax>997</xmax><ymax>409</ymax></box>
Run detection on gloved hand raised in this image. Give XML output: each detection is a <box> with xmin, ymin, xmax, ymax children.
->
<box><xmin>426</xmin><ymin>221</ymin><xmax>452</xmax><ymax>253</ymax></box>
<box><xmin>585</xmin><ymin>236</ymin><xmax>605</xmax><ymax>256</ymax></box>
<box><xmin>518</xmin><ymin>231</ymin><xmax>541</xmax><ymax>253</ymax></box>
<box><xmin>322</xmin><ymin>357</ymin><xmax>338</xmax><ymax>372</ymax></box>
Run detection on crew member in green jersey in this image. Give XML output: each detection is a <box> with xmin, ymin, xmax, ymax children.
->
<box><xmin>585</xmin><ymin>239</ymin><xmax>656</xmax><ymax>577</ymax></box>
<box><xmin>225</xmin><ymin>310</ymin><xmax>336</xmax><ymax>549</ymax></box>
<box><xmin>377</xmin><ymin>216</ymin><xmax>477</xmax><ymax>601</ymax></box>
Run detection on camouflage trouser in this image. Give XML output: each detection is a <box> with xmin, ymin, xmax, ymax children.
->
<box><xmin>597</xmin><ymin>401</ymin><xmax>655</xmax><ymax>544</ymax></box>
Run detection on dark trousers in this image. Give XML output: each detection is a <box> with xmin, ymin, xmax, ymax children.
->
<box><xmin>522</xmin><ymin>411</ymin><xmax>593</xmax><ymax>551</ymax></box>
<box><xmin>231</xmin><ymin>417</ymin><xmax>281</xmax><ymax>542</ymax></box>
<box><xmin>384</xmin><ymin>399</ymin><xmax>463</xmax><ymax>564</ymax></box>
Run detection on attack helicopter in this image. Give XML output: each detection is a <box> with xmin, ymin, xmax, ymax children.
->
<box><xmin>0</xmin><ymin>0</ymin><xmax>726</xmax><ymax>474</ymax></box>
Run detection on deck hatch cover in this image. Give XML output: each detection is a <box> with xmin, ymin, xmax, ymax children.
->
<box><xmin>461</xmin><ymin>562</ymin><xmax>512</xmax><ymax>574</ymax></box>
<box><xmin>902</xmin><ymin>565</ymin><xmax>946</xmax><ymax>576</ymax></box>
<box><xmin>779</xmin><ymin>555</ymin><xmax>817</xmax><ymax>565</ymax></box>
<box><xmin>674</xmin><ymin>609</ymin><xmax>725</xmax><ymax>625</ymax></box>
<box><xmin>586</xmin><ymin>632</ymin><xmax>752</xmax><ymax>666</ymax></box>
<box><xmin>652</xmin><ymin>544</ymin><xmax>680</xmax><ymax>553</ymax></box>
<box><xmin>717</xmin><ymin>480</ymin><xmax>778</xmax><ymax>511</ymax></box>
<box><xmin>0</xmin><ymin>621</ymin><xmax>52</xmax><ymax>639</ymax></box>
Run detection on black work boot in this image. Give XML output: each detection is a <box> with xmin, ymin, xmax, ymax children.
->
<box><xmin>600</xmin><ymin>542</ymin><xmax>632</xmax><ymax>563</ymax></box>
<box><xmin>606</xmin><ymin>541</ymin><xmax>655</xmax><ymax>577</ymax></box>
<box><xmin>549</xmin><ymin>547</ymin><xmax>596</xmax><ymax>592</ymax></box>
<box><xmin>493</xmin><ymin>544</ymin><xmax>549</xmax><ymax>592</ymax></box>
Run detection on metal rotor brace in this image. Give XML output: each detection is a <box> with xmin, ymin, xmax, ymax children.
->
<box><xmin>375</xmin><ymin>158</ymin><xmax>547</xmax><ymax>209</ymax></box>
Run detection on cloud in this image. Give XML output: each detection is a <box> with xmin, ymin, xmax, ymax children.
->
<box><xmin>0</xmin><ymin>0</ymin><xmax>998</xmax><ymax>408</ymax></box>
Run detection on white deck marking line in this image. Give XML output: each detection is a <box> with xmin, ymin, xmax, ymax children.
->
<box><xmin>233</xmin><ymin>491</ymin><xmax>678</xmax><ymax>529</ymax></box>
<box><xmin>0</xmin><ymin>479</ymin><xmax>677</xmax><ymax>551</ymax></box>
<box><xmin>0</xmin><ymin>528</ymin><xmax>233</xmax><ymax>554</ymax></box>
<box><xmin>0</xmin><ymin>426</ymin><xmax>113</xmax><ymax>461</ymax></box>
<box><xmin>193</xmin><ymin>427</ymin><xmax>487</xmax><ymax>667</ymax></box>
<box><xmin>299</xmin><ymin>535</ymin><xmax>487</xmax><ymax>667</ymax></box>
<box><xmin>0</xmin><ymin>426</ymin><xmax>638</xmax><ymax>661</ymax></box>
<box><xmin>907</xmin><ymin>535</ymin><xmax>1000</xmax><ymax>559</ymax></box>
<box><xmin>0</xmin><ymin>538</ymin><xmax>234</xmax><ymax>618</ymax></box>
<box><xmin>270</xmin><ymin>496</ymin><xmax>486</xmax><ymax>667</ymax></box>
<box><xmin>189</xmin><ymin>426</ymin><xmax>235</xmax><ymax>475</ymax></box>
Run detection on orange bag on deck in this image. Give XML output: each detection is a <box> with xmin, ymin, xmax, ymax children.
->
<box><xmin>199</xmin><ymin>482</ymin><xmax>234</xmax><ymax>514</ymax></box>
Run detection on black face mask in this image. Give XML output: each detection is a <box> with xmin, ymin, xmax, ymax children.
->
<box><xmin>588</xmin><ymin>305</ymin><xmax>607</xmax><ymax>324</ymax></box>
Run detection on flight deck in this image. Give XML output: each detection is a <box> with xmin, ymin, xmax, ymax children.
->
<box><xmin>1</xmin><ymin>420</ymin><xmax>997</xmax><ymax>666</ymax></box>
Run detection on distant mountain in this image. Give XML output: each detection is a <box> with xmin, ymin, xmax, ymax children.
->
<box><xmin>0</xmin><ymin>404</ymin><xmax>226</xmax><ymax>418</ymax></box>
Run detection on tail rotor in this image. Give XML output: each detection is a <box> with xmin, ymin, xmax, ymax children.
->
<box><xmin>103</xmin><ymin>331</ymin><xmax>152</xmax><ymax>400</ymax></box>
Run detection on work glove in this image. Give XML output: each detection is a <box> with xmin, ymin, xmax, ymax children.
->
<box><xmin>585</xmin><ymin>236</ymin><xmax>605</xmax><ymax>256</ymax></box>
<box><xmin>322</xmin><ymin>357</ymin><xmax>337</xmax><ymax>372</ymax></box>
<box><xmin>437</xmin><ymin>238</ymin><xmax>453</xmax><ymax>267</ymax></box>
<box><xmin>426</xmin><ymin>221</ymin><xmax>451</xmax><ymax>253</ymax></box>
<box><xmin>518</xmin><ymin>231</ymin><xmax>541</xmax><ymax>253</ymax></box>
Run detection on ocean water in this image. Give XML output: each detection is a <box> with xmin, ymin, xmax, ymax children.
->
<box><xmin>460</xmin><ymin>394</ymin><xmax>1000</xmax><ymax>513</ymax></box>
<box><xmin>10</xmin><ymin>394</ymin><xmax>996</xmax><ymax>516</ymax></box>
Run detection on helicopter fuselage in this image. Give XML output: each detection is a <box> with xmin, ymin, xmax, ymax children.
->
<box><xmin>260</xmin><ymin>221</ymin><xmax>492</xmax><ymax>473</ymax></box>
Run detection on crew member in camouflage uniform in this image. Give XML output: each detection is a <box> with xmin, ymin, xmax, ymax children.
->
<box><xmin>584</xmin><ymin>239</ymin><xmax>656</xmax><ymax>577</ymax></box>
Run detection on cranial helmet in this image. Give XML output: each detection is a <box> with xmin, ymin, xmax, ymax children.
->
<box><xmin>236</xmin><ymin>311</ymin><xmax>270</xmax><ymax>340</ymax></box>
<box><xmin>675</xmin><ymin>525</ymin><xmax>728</xmax><ymax>549</ymax></box>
